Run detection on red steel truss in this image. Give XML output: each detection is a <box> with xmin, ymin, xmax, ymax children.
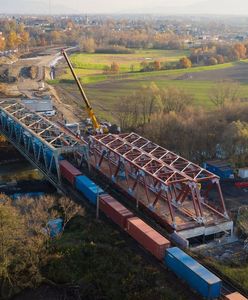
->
<box><xmin>89</xmin><ymin>132</ymin><xmax>229</xmax><ymax>230</ymax></box>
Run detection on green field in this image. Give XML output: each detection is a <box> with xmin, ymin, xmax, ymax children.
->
<box><xmin>64</xmin><ymin>49</ymin><xmax>189</xmax><ymax>74</ymax></box>
<box><xmin>57</xmin><ymin>49</ymin><xmax>189</xmax><ymax>84</ymax></box>
<box><xmin>59</xmin><ymin>59</ymin><xmax>238</xmax><ymax>84</ymax></box>
<box><xmin>51</xmin><ymin>51</ymin><xmax>248</xmax><ymax>119</ymax></box>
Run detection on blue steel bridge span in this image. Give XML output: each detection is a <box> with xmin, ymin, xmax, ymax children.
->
<box><xmin>0</xmin><ymin>98</ymin><xmax>86</xmax><ymax>188</ymax></box>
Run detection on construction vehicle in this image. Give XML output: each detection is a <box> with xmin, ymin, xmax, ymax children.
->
<box><xmin>61</xmin><ymin>49</ymin><xmax>119</xmax><ymax>135</ymax></box>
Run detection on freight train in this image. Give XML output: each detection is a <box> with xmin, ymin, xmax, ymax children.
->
<box><xmin>59</xmin><ymin>158</ymin><xmax>246</xmax><ymax>300</ymax></box>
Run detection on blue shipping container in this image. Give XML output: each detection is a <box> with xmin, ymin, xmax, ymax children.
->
<box><xmin>47</xmin><ymin>218</ymin><xmax>63</xmax><ymax>238</ymax></box>
<box><xmin>164</xmin><ymin>247</ymin><xmax>222</xmax><ymax>299</ymax></box>
<box><xmin>12</xmin><ymin>192</ymin><xmax>45</xmax><ymax>200</ymax></box>
<box><xmin>75</xmin><ymin>175</ymin><xmax>105</xmax><ymax>205</ymax></box>
<box><xmin>205</xmin><ymin>162</ymin><xmax>233</xmax><ymax>179</ymax></box>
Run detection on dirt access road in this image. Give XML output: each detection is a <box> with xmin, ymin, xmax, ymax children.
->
<box><xmin>17</xmin><ymin>47</ymin><xmax>62</xmax><ymax>97</ymax></box>
<box><xmin>14</xmin><ymin>47</ymin><xmax>80</xmax><ymax>123</ymax></box>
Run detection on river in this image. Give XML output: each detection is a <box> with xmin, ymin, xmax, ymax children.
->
<box><xmin>0</xmin><ymin>144</ymin><xmax>56</xmax><ymax>196</ymax></box>
<box><xmin>0</xmin><ymin>160</ymin><xmax>42</xmax><ymax>183</ymax></box>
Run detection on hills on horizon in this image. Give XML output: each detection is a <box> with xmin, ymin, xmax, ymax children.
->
<box><xmin>1</xmin><ymin>0</ymin><xmax>248</xmax><ymax>15</ymax></box>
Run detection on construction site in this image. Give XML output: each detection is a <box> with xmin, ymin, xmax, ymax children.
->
<box><xmin>0</xmin><ymin>47</ymin><xmax>237</xmax><ymax>246</ymax></box>
<box><xmin>89</xmin><ymin>132</ymin><xmax>233</xmax><ymax>245</ymax></box>
<box><xmin>0</xmin><ymin>46</ymin><xmax>247</xmax><ymax>300</ymax></box>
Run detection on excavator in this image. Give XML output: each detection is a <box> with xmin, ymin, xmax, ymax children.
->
<box><xmin>61</xmin><ymin>49</ymin><xmax>119</xmax><ymax>135</ymax></box>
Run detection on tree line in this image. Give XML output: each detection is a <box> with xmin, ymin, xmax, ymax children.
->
<box><xmin>0</xmin><ymin>19</ymin><xmax>76</xmax><ymax>51</ymax></box>
<box><xmin>117</xmin><ymin>82</ymin><xmax>248</xmax><ymax>167</ymax></box>
<box><xmin>2</xmin><ymin>18</ymin><xmax>248</xmax><ymax>72</ymax></box>
<box><xmin>0</xmin><ymin>22</ymin><xmax>29</xmax><ymax>51</ymax></box>
<box><xmin>139</xmin><ymin>43</ymin><xmax>248</xmax><ymax>73</ymax></box>
<box><xmin>0</xmin><ymin>18</ymin><xmax>186</xmax><ymax>52</ymax></box>
<box><xmin>190</xmin><ymin>43</ymin><xmax>248</xmax><ymax>66</ymax></box>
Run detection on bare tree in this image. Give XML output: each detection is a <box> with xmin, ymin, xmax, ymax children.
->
<box><xmin>209</xmin><ymin>80</ymin><xmax>240</xmax><ymax>108</ymax></box>
<box><xmin>17</xmin><ymin>195</ymin><xmax>58</xmax><ymax>238</ymax></box>
<box><xmin>161</xmin><ymin>86</ymin><xmax>194</xmax><ymax>113</ymax></box>
<box><xmin>116</xmin><ymin>95</ymin><xmax>140</xmax><ymax>130</ymax></box>
<box><xmin>0</xmin><ymin>195</ymin><xmax>43</xmax><ymax>298</ymax></box>
<box><xmin>79</xmin><ymin>37</ymin><xmax>96</xmax><ymax>53</ymax></box>
<box><xmin>221</xmin><ymin>120</ymin><xmax>248</xmax><ymax>166</ymax></box>
<box><xmin>138</xmin><ymin>83</ymin><xmax>163</xmax><ymax>124</ymax></box>
<box><xmin>0</xmin><ymin>194</ymin><xmax>85</xmax><ymax>298</ymax></box>
<box><xmin>17</xmin><ymin>195</ymin><xmax>84</xmax><ymax>235</ymax></box>
<box><xmin>58</xmin><ymin>196</ymin><xmax>84</xmax><ymax>231</ymax></box>
<box><xmin>116</xmin><ymin>83</ymin><xmax>162</xmax><ymax>131</ymax></box>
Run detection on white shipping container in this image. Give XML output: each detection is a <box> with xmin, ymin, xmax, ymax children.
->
<box><xmin>238</xmin><ymin>168</ymin><xmax>248</xmax><ymax>179</ymax></box>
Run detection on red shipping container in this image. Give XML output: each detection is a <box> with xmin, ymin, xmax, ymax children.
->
<box><xmin>127</xmin><ymin>217</ymin><xmax>170</xmax><ymax>260</ymax></box>
<box><xmin>235</xmin><ymin>182</ymin><xmax>248</xmax><ymax>188</ymax></box>
<box><xmin>59</xmin><ymin>160</ymin><xmax>82</xmax><ymax>185</ymax></box>
<box><xmin>224</xmin><ymin>293</ymin><xmax>248</xmax><ymax>300</ymax></box>
<box><xmin>99</xmin><ymin>194</ymin><xmax>134</xmax><ymax>229</ymax></box>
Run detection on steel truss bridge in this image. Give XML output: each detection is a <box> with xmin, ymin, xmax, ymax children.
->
<box><xmin>89</xmin><ymin>133</ymin><xmax>230</xmax><ymax>230</ymax></box>
<box><xmin>0</xmin><ymin>99</ymin><xmax>85</xmax><ymax>187</ymax></box>
<box><xmin>0</xmin><ymin>98</ymin><xmax>231</xmax><ymax>235</ymax></box>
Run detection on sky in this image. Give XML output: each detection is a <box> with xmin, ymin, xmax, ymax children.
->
<box><xmin>1</xmin><ymin>0</ymin><xmax>248</xmax><ymax>15</ymax></box>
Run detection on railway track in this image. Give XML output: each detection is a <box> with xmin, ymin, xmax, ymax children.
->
<box><xmin>78</xmin><ymin>163</ymin><xmax>248</xmax><ymax>299</ymax></box>
<box><xmin>205</xmin><ymin>263</ymin><xmax>247</xmax><ymax>298</ymax></box>
<box><xmin>61</xmin><ymin>179</ymin><xmax>200</xmax><ymax>300</ymax></box>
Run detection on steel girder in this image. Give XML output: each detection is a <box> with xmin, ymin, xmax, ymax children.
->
<box><xmin>0</xmin><ymin>99</ymin><xmax>83</xmax><ymax>153</ymax></box>
<box><xmin>0</xmin><ymin>99</ymin><xmax>85</xmax><ymax>185</ymax></box>
<box><xmin>89</xmin><ymin>133</ymin><xmax>229</xmax><ymax>229</ymax></box>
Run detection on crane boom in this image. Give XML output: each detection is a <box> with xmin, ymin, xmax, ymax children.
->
<box><xmin>61</xmin><ymin>49</ymin><xmax>100</xmax><ymax>130</ymax></box>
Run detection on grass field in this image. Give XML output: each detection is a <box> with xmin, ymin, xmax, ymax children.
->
<box><xmin>207</xmin><ymin>259</ymin><xmax>248</xmax><ymax>295</ymax></box>
<box><xmin>67</xmin><ymin>49</ymin><xmax>189</xmax><ymax>73</ymax></box>
<box><xmin>58</xmin><ymin>60</ymin><xmax>238</xmax><ymax>83</ymax></box>
<box><xmin>50</xmin><ymin>51</ymin><xmax>248</xmax><ymax>119</ymax></box>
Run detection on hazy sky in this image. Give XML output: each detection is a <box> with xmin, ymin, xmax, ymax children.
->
<box><xmin>1</xmin><ymin>0</ymin><xmax>248</xmax><ymax>15</ymax></box>
<box><xmin>63</xmin><ymin>0</ymin><xmax>200</xmax><ymax>12</ymax></box>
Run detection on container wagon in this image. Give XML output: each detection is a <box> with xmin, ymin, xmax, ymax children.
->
<box><xmin>75</xmin><ymin>175</ymin><xmax>105</xmax><ymax>205</ymax></box>
<box><xmin>235</xmin><ymin>182</ymin><xmax>248</xmax><ymax>189</ymax></box>
<box><xmin>127</xmin><ymin>217</ymin><xmax>170</xmax><ymax>260</ymax></box>
<box><xmin>59</xmin><ymin>159</ymin><xmax>82</xmax><ymax>185</ymax></box>
<box><xmin>223</xmin><ymin>292</ymin><xmax>248</xmax><ymax>300</ymax></box>
<box><xmin>58</xmin><ymin>160</ymin><xmax>244</xmax><ymax>300</ymax></box>
<box><xmin>99</xmin><ymin>194</ymin><xmax>134</xmax><ymax>230</ymax></box>
<box><xmin>165</xmin><ymin>247</ymin><xmax>222</xmax><ymax>299</ymax></box>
